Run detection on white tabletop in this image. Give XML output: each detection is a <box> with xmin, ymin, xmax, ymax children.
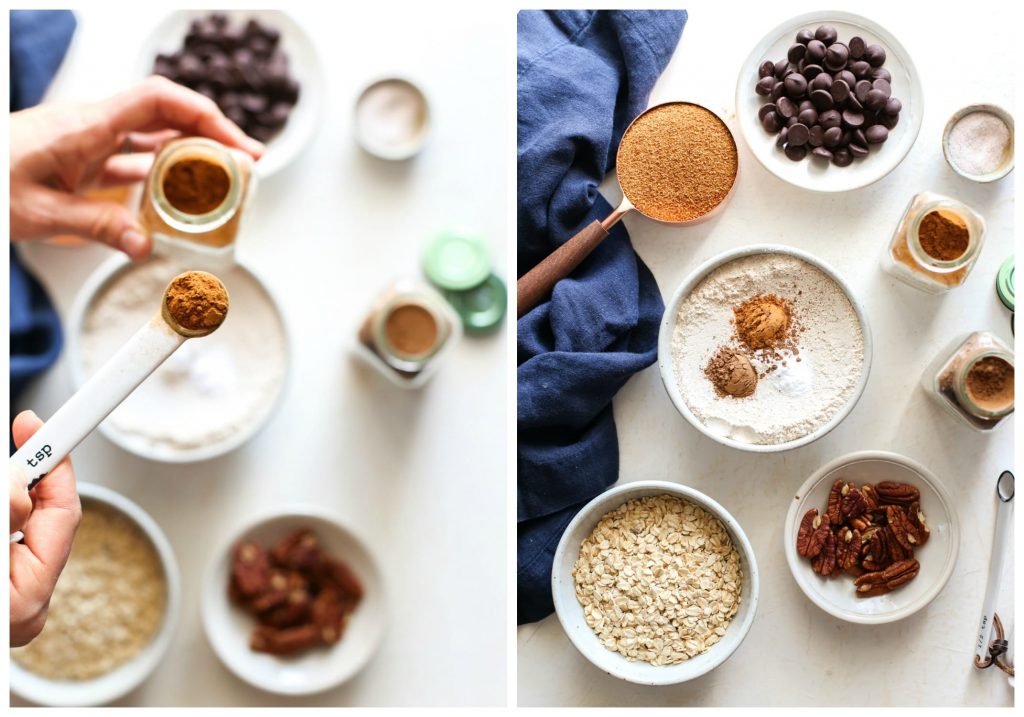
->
<box><xmin>13</xmin><ymin>7</ymin><xmax>506</xmax><ymax>707</ymax></box>
<box><xmin>517</xmin><ymin>2</ymin><xmax>1015</xmax><ymax>707</ymax></box>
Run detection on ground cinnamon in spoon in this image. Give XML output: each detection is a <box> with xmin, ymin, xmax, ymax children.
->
<box><xmin>918</xmin><ymin>209</ymin><xmax>969</xmax><ymax>261</ymax></box>
<box><xmin>616</xmin><ymin>102</ymin><xmax>738</xmax><ymax>222</ymax></box>
<box><xmin>162</xmin><ymin>158</ymin><xmax>230</xmax><ymax>215</ymax></box>
<box><xmin>164</xmin><ymin>271</ymin><xmax>229</xmax><ymax>333</ymax></box>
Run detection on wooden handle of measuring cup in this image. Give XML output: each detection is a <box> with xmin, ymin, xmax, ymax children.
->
<box><xmin>517</xmin><ymin>220</ymin><xmax>610</xmax><ymax>318</ymax></box>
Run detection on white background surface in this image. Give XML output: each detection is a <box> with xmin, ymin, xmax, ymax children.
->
<box><xmin>12</xmin><ymin>6</ymin><xmax>507</xmax><ymax>707</ymax></box>
<box><xmin>517</xmin><ymin>2</ymin><xmax>1015</xmax><ymax>707</ymax></box>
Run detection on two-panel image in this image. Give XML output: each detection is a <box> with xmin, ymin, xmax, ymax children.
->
<box><xmin>5</xmin><ymin>3</ymin><xmax>1015</xmax><ymax>711</ymax></box>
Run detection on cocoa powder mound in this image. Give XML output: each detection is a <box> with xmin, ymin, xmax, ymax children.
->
<box><xmin>918</xmin><ymin>209</ymin><xmax>969</xmax><ymax>261</ymax></box>
<box><xmin>165</xmin><ymin>271</ymin><xmax>229</xmax><ymax>332</ymax></box>
<box><xmin>733</xmin><ymin>294</ymin><xmax>793</xmax><ymax>351</ymax></box>
<box><xmin>704</xmin><ymin>347</ymin><xmax>758</xmax><ymax>398</ymax></box>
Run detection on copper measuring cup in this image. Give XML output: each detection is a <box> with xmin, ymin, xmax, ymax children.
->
<box><xmin>516</xmin><ymin>101</ymin><xmax>738</xmax><ymax>318</ymax></box>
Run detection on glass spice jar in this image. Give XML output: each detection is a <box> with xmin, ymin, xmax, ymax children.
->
<box><xmin>139</xmin><ymin>137</ymin><xmax>254</xmax><ymax>253</ymax></box>
<box><xmin>355</xmin><ymin>279</ymin><xmax>461</xmax><ymax>388</ymax></box>
<box><xmin>922</xmin><ymin>331</ymin><xmax>1014</xmax><ymax>431</ymax></box>
<box><xmin>882</xmin><ymin>192</ymin><xmax>986</xmax><ymax>294</ymax></box>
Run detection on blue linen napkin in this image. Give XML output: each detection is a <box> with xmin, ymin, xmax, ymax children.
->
<box><xmin>517</xmin><ymin>10</ymin><xmax>686</xmax><ymax>624</ymax></box>
<box><xmin>9</xmin><ymin>10</ymin><xmax>77</xmax><ymax>440</ymax></box>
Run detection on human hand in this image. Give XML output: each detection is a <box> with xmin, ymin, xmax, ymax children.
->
<box><xmin>9</xmin><ymin>410</ymin><xmax>82</xmax><ymax>647</ymax></box>
<box><xmin>9</xmin><ymin>75</ymin><xmax>263</xmax><ymax>260</ymax></box>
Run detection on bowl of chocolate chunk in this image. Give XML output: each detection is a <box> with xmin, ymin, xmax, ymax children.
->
<box><xmin>736</xmin><ymin>12</ymin><xmax>923</xmax><ymax>192</ymax></box>
<box><xmin>658</xmin><ymin>245</ymin><xmax>872</xmax><ymax>452</ymax></box>
<box><xmin>785</xmin><ymin>451</ymin><xmax>960</xmax><ymax>624</ymax></box>
<box><xmin>140</xmin><ymin>10</ymin><xmax>324</xmax><ymax>178</ymax></box>
<box><xmin>10</xmin><ymin>483</ymin><xmax>181</xmax><ymax>706</ymax></box>
<box><xmin>202</xmin><ymin>506</ymin><xmax>386</xmax><ymax>695</ymax></box>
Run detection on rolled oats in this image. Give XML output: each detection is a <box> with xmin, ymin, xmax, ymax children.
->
<box><xmin>573</xmin><ymin>494</ymin><xmax>742</xmax><ymax>666</ymax></box>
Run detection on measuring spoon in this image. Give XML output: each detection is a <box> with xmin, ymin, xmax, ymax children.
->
<box><xmin>9</xmin><ymin>271</ymin><xmax>229</xmax><ymax>493</ymax></box>
<box><xmin>516</xmin><ymin>101</ymin><xmax>738</xmax><ymax>318</ymax></box>
<box><xmin>973</xmin><ymin>470</ymin><xmax>1014</xmax><ymax>674</ymax></box>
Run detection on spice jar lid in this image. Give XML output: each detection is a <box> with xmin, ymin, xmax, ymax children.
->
<box><xmin>443</xmin><ymin>274</ymin><xmax>506</xmax><ymax>334</ymax></box>
<box><xmin>422</xmin><ymin>229</ymin><xmax>491</xmax><ymax>291</ymax></box>
<box><xmin>997</xmin><ymin>255</ymin><xmax>1014</xmax><ymax>312</ymax></box>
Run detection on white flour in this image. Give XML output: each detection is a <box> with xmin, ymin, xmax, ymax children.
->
<box><xmin>79</xmin><ymin>256</ymin><xmax>287</xmax><ymax>456</ymax></box>
<box><xmin>671</xmin><ymin>253</ymin><xmax>864</xmax><ymax>445</ymax></box>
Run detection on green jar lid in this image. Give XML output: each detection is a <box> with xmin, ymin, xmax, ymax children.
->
<box><xmin>997</xmin><ymin>255</ymin><xmax>1014</xmax><ymax>312</ymax></box>
<box><xmin>443</xmin><ymin>274</ymin><xmax>506</xmax><ymax>334</ymax></box>
<box><xmin>423</xmin><ymin>230</ymin><xmax>491</xmax><ymax>291</ymax></box>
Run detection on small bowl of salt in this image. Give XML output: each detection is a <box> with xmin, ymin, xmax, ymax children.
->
<box><xmin>353</xmin><ymin>77</ymin><xmax>430</xmax><ymax>160</ymax></box>
<box><xmin>942</xmin><ymin>103</ymin><xmax>1014</xmax><ymax>183</ymax></box>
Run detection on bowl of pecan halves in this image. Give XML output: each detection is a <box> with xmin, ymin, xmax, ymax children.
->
<box><xmin>784</xmin><ymin>450</ymin><xmax>960</xmax><ymax>624</ymax></box>
<box><xmin>201</xmin><ymin>505</ymin><xmax>386</xmax><ymax>695</ymax></box>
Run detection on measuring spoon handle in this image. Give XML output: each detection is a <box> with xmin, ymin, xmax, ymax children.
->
<box><xmin>10</xmin><ymin>315</ymin><xmax>186</xmax><ymax>489</ymax></box>
<box><xmin>516</xmin><ymin>220</ymin><xmax>609</xmax><ymax>318</ymax></box>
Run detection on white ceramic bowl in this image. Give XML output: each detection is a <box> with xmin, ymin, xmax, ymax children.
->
<box><xmin>551</xmin><ymin>481</ymin><xmax>759</xmax><ymax>685</ymax></box>
<box><xmin>136</xmin><ymin>10</ymin><xmax>324</xmax><ymax>178</ymax></box>
<box><xmin>658</xmin><ymin>244</ymin><xmax>872</xmax><ymax>453</ymax></box>
<box><xmin>784</xmin><ymin>451</ymin><xmax>960</xmax><ymax>624</ymax></box>
<box><xmin>10</xmin><ymin>482</ymin><xmax>181</xmax><ymax>706</ymax></box>
<box><xmin>736</xmin><ymin>11</ymin><xmax>923</xmax><ymax>192</ymax></box>
<box><xmin>202</xmin><ymin>505</ymin><xmax>387</xmax><ymax>696</ymax></box>
<box><xmin>942</xmin><ymin>103</ymin><xmax>1015</xmax><ymax>182</ymax></box>
<box><xmin>66</xmin><ymin>253</ymin><xmax>290</xmax><ymax>463</ymax></box>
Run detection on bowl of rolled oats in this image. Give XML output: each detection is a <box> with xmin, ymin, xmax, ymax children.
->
<box><xmin>785</xmin><ymin>451</ymin><xmax>960</xmax><ymax>624</ymax></box>
<box><xmin>10</xmin><ymin>482</ymin><xmax>181</xmax><ymax>706</ymax></box>
<box><xmin>551</xmin><ymin>481</ymin><xmax>759</xmax><ymax>685</ymax></box>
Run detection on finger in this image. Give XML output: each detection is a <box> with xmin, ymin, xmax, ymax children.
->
<box><xmin>9</xmin><ymin>463</ymin><xmax>32</xmax><ymax>533</ymax></box>
<box><xmin>12</xmin><ymin>411</ymin><xmax>81</xmax><ymax>588</ymax></box>
<box><xmin>101</xmin><ymin>76</ymin><xmax>263</xmax><ymax>159</ymax></box>
<box><xmin>96</xmin><ymin>153</ymin><xmax>154</xmax><ymax>187</ymax></box>
<box><xmin>117</xmin><ymin>128</ymin><xmax>182</xmax><ymax>154</ymax></box>
<box><xmin>24</xmin><ymin>187</ymin><xmax>152</xmax><ymax>260</ymax></box>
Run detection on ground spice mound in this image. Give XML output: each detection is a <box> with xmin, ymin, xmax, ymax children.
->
<box><xmin>733</xmin><ymin>294</ymin><xmax>792</xmax><ymax>351</ymax></box>
<box><xmin>384</xmin><ymin>303</ymin><xmax>438</xmax><ymax>356</ymax></box>
<box><xmin>165</xmin><ymin>271</ymin><xmax>229</xmax><ymax>332</ymax></box>
<box><xmin>163</xmin><ymin>158</ymin><xmax>230</xmax><ymax>215</ymax></box>
<box><xmin>966</xmin><ymin>356</ymin><xmax>1014</xmax><ymax>411</ymax></box>
<box><xmin>705</xmin><ymin>347</ymin><xmax>758</xmax><ymax>398</ymax></box>
<box><xmin>616</xmin><ymin>103</ymin><xmax>738</xmax><ymax>222</ymax></box>
<box><xmin>918</xmin><ymin>210</ymin><xmax>969</xmax><ymax>261</ymax></box>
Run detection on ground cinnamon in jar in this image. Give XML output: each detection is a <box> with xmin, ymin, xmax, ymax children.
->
<box><xmin>616</xmin><ymin>103</ymin><xmax>738</xmax><ymax>222</ymax></box>
<box><xmin>918</xmin><ymin>209</ymin><xmax>969</xmax><ymax>261</ymax></box>
<box><xmin>966</xmin><ymin>356</ymin><xmax>1014</xmax><ymax>412</ymax></box>
<box><xmin>383</xmin><ymin>304</ymin><xmax>438</xmax><ymax>357</ymax></box>
<box><xmin>164</xmin><ymin>271</ymin><xmax>229</xmax><ymax>333</ymax></box>
<box><xmin>162</xmin><ymin>158</ymin><xmax>231</xmax><ymax>215</ymax></box>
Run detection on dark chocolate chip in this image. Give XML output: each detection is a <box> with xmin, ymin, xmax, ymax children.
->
<box><xmin>849</xmin><ymin>36</ymin><xmax>866</xmax><ymax>59</ymax></box>
<box><xmin>853</xmin><ymin>128</ymin><xmax>868</xmax><ymax>146</ymax></box>
<box><xmin>802</xmin><ymin>64</ymin><xmax>824</xmax><ymax>80</ymax></box>
<box><xmin>841</xmin><ymin>110</ymin><xmax>865</xmax><ymax>128</ymax></box>
<box><xmin>788</xmin><ymin>123</ymin><xmax>810</xmax><ymax>146</ymax></box>
<box><xmin>850</xmin><ymin>60</ymin><xmax>871</xmax><ymax>79</ymax></box>
<box><xmin>866</xmin><ymin>125</ymin><xmax>889</xmax><ymax>143</ymax></box>
<box><xmin>811</xmin><ymin>146</ymin><xmax>834</xmax><ymax>160</ymax></box>
<box><xmin>864</xmin><ymin>44</ymin><xmax>886</xmax><ymax>67</ymax></box>
<box><xmin>872</xmin><ymin>79</ymin><xmax>892</xmax><ymax>98</ymax></box>
<box><xmin>865</xmin><ymin>89</ymin><xmax>888</xmax><ymax>111</ymax></box>
<box><xmin>854</xmin><ymin>80</ymin><xmax>872</xmax><ymax>103</ymax></box>
<box><xmin>777</xmin><ymin>97</ymin><xmax>798</xmax><ymax>118</ymax></box>
<box><xmin>785</xmin><ymin>144</ymin><xmax>808</xmax><ymax>161</ymax></box>
<box><xmin>799</xmin><ymin>99</ymin><xmax>815</xmax><ymax>112</ymax></box>
<box><xmin>884</xmin><ymin>97</ymin><xmax>902</xmax><ymax>115</ymax></box>
<box><xmin>871</xmin><ymin>67</ymin><xmax>892</xmax><ymax>83</ymax></box>
<box><xmin>832</xmin><ymin>148</ymin><xmax>854</xmax><ymax>166</ymax></box>
<box><xmin>814</xmin><ymin>25</ymin><xmax>838</xmax><ymax>46</ymax></box>
<box><xmin>797</xmin><ymin>108</ymin><xmax>818</xmax><ymax>126</ymax></box>
<box><xmin>808</xmin><ymin>125</ymin><xmax>825</xmax><ymax>147</ymax></box>
<box><xmin>878</xmin><ymin>112</ymin><xmax>899</xmax><ymax>129</ymax></box>
<box><xmin>819</xmin><ymin>109</ymin><xmax>841</xmax><ymax>129</ymax></box>
<box><xmin>787</xmin><ymin>116</ymin><xmax>800</xmax><ymax>128</ymax></box>
<box><xmin>795</xmin><ymin>29</ymin><xmax>815</xmax><ymax>45</ymax></box>
<box><xmin>788</xmin><ymin>43</ymin><xmax>807</xmax><ymax>63</ymax></box>
<box><xmin>810</xmin><ymin>89</ymin><xmax>834</xmax><ymax>110</ymax></box>
<box><xmin>771</xmin><ymin>81</ymin><xmax>786</xmax><ymax>101</ymax></box>
<box><xmin>806</xmin><ymin>40</ymin><xmax>826</xmax><ymax>64</ymax></box>
<box><xmin>823</xmin><ymin>126</ymin><xmax>842</xmax><ymax>148</ymax></box>
<box><xmin>825</xmin><ymin>43</ymin><xmax>849</xmax><ymax>71</ymax></box>
<box><xmin>810</xmin><ymin>73</ymin><xmax>833</xmax><ymax>92</ymax></box>
<box><xmin>759</xmin><ymin>60</ymin><xmax>775</xmax><ymax>78</ymax></box>
<box><xmin>758</xmin><ymin>103</ymin><xmax>777</xmax><ymax>121</ymax></box>
<box><xmin>784</xmin><ymin>73</ymin><xmax>808</xmax><ymax>98</ymax></box>
<box><xmin>846</xmin><ymin>94</ymin><xmax>863</xmax><ymax>112</ymax></box>
<box><xmin>761</xmin><ymin>111</ymin><xmax>782</xmax><ymax>133</ymax></box>
<box><xmin>776</xmin><ymin>126</ymin><xmax>789</xmax><ymax>147</ymax></box>
<box><xmin>849</xmin><ymin>142</ymin><xmax>869</xmax><ymax>157</ymax></box>
<box><xmin>831</xmin><ymin>79</ymin><xmax>851</xmax><ymax>104</ymax></box>
<box><xmin>774</xmin><ymin>59</ymin><xmax>791</xmax><ymax>79</ymax></box>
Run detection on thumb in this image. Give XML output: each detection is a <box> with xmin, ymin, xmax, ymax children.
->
<box><xmin>10</xmin><ymin>463</ymin><xmax>32</xmax><ymax>533</ymax></box>
<box><xmin>35</xmin><ymin>187</ymin><xmax>152</xmax><ymax>260</ymax></box>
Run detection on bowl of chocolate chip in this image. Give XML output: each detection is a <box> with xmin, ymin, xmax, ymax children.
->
<box><xmin>201</xmin><ymin>506</ymin><xmax>386</xmax><ymax>695</ymax></box>
<box><xmin>139</xmin><ymin>10</ymin><xmax>324</xmax><ymax>178</ymax></box>
<box><xmin>736</xmin><ymin>12</ymin><xmax>923</xmax><ymax>192</ymax></box>
<box><xmin>785</xmin><ymin>451</ymin><xmax>960</xmax><ymax>624</ymax></box>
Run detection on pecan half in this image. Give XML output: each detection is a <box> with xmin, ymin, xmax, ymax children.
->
<box><xmin>840</xmin><ymin>483</ymin><xmax>868</xmax><ymax>520</ymax></box>
<box><xmin>834</xmin><ymin>527</ymin><xmax>862</xmax><ymax>572</ymax></box>
<box><xmin>826</xmin><ymin>479</ymin><xmax>845</xmax><ymax>525</ymax></box>
<box><xmin>854</xmin><ymin>559</ymin><xmax>920</xmax><ymax>597</ymax></box>
<box><xmin>875</xmin><ymin>481</ymin><xmax>920</xmax><ymax>508</ymax></box>
<box><xmin>797</xmin><ymin>509</ymin><xmax>823</xmax><ymax>557</ymax></box>
<box><xmin>907</xmin><ymin>501</ymin><xmax>930</xmax><ymax>546</ymax></box>
<box><xmin>811</xmin><ymin>529</ymin><xmax>836</xmax><ymax>576</ymax></box>
<box><xmin>886</xmin><ymin>505</ymin><xmax>916</xmax><ymax>551</ymax></box>
<box><xmin>861</xmin><ymin>483</ymin><xmax>880</xmax><ymax>511</ymax></box>
<box><xmin>861</xmin><ymin>526</ymin><xmax>892</xmax><ymax>572</ymax></box>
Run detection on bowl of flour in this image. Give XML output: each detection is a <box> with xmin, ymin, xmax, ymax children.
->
<box><xmin>68</xmin><ymin>254</ymin><xmax>289</xmax><ymax>462</ymax></box>
<box><xmin>658</xmin><ymin>245</ymin><xmax>871</xmax><ymax>452</ymax></box>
